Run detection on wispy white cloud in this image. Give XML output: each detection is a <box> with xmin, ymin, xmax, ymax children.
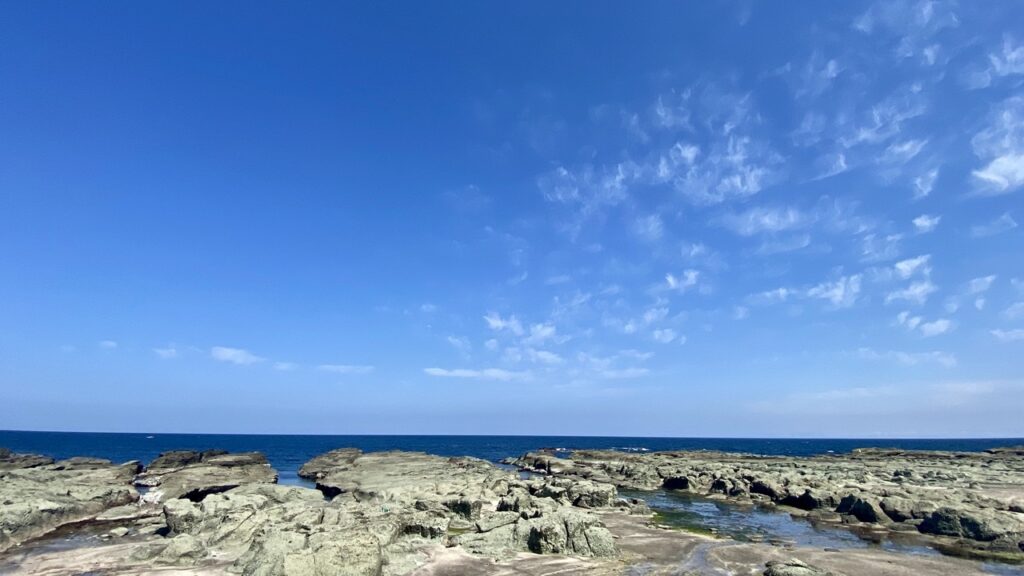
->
<box><xmin>318</xmin><ymin>364</ymin><xmax>374</xmax><ymax>375</ymax></box>
<box><xmin>483</xmin><ymin>312</ymin><xmax>524</xmax><ymax>335</ymax></box>
<box><xmin>851</xmin><ymin>0</ymin><xmax>959</xmax><ymax>63</ymax></box>
<box><xmin>971</xmin><ymin>213</ymin><xmax>1018</xmax><ymax>237</ymax></box>
<box><xmin>964</xmin><ymin>36</ymin><xmax>1024</xmax><ymax>88</ymax></box>
<box><xmin>652</xmin><ymin>328</ymin><xmax>679</xmax><ymax>344</ymax></box>
<box><xmin>99</xmin><ymin>340</ymin><xmax>118</xmax><ymax>349</ymax></box>
<box><xmin>598</xmin><ymin>367</ymin><xmax>651</xmax><ymax>379</ymax></box>
<box><xmin>919</xmin><ymin>318</ymin><xmax>953</xmax><ymax>337</ymax></box>
<box><xmin>1003</xmin><ymin>302</ymin><xmax>1024</xmax><ymax>320</ymax></box>
<box><xmin>795</xmin><ymin>53</ymin><xmax>843</xmax><ymax>99</ymax></box>
<box><xmin>747</xmin><ymin>287</ymin><xmax>794</xmax><ymax>305</ymax></box>
<box><xmin>210</xmin><ymin>346</ymin><xmax>264</xmax><ymax>365</ymax></box>
<box><xmin>989</xmin><ymin>36</ymin><xmax>1024</xmax><ymax>76</ymax></box>
<box><xmin>632</xmin><ymin>214</ymin><xmax>664</xmax><ymax>242</ymax></box>
<box><xmin>665</xmin><ymin>270</ymin><xmax>700</xmax><ymax>293</ymax></box>
<box><xmin>894</xmin><ymin>254</ymin><xmax>932</xmax><ymax>279</ymax></box>
<box><xmin>649</xmin><ymin>89</ymin><xmax>783</xmax><ymax>205</ymax></box>
<box><xmin>525</xmin><ymin>348</ymin><xmax>563</xmax><ymax>365</ymax></box>
<box><xmin>861</xmin><ymin>233</ymin><xmax>903</xmax><ymax>262</ymax></box>
<box><xmin>423</xmin><ymin>367</ymin><xmax>529</xmax><ymax>381</ymax></box>
<box><xmin>756</xmin><ymin>234</ymin><xmax>812</xmax><ymax>255</ymax></box>
<box><xmin>522</xmin><ymin>323</ymin><xmax>559</xmax><ymax>346</ymax></box>
<box><xmin>539</xmin><ymin>163</ymin><xmax>636</xmax><ymax>218</ymax></box>
<box><xmin>942</xmin><ymin>276</ymin><xmax>997</xmax><ymax>313</ymax></box>
<box><xmin>886</xmin><ymin>280</ymin><xmax>937</xmax><ymax>306</ymax></box>
<box><xmin>912</xmin><ymin>214</ymin><xmax>940</xmax><ymax>233</ymax></box>
<box><xmin>642</xmin><ymin>307</ymin><xmax>669</xmax><ymax>324</ymax></box>
<box><xmin>991</xmin><ymin>329</ymin><xmax>1024</xmax><ymax>342</ymax></box>
<box><xmin>446</xmin><ymin>336</ymin><xmax>472</xmax><ymax>355</ymax></box>
<box><xmin>807</xmin><ymin>275</ymin><xmax>862</xmax><ymax>308</ymax></box>
<box><xmin>971</xmin><ymin>97</ymin><xmax>1024</xmax><ymax>195</ymax></box>
<box><xmin>841</xmin><ymin>87</ymin><xmax>926</xmax><ymax>148</ymax></box>
<box><xmin>273</xmin><ymin>362</ymin><xmax>297</xmax><ymax>371</ymax></box>
<box><xmin>719</xmin><ymin>206</ymin><xmax>807</xmax><ymax>236</ymax></box>
<box><xmin>857</xmin><ymin>347</ymin><xmax>957</xmax><ymax>368</ymax></box>
<box><xmin>967</xmin><ymin>275</ymin><xmax>997</xmax><ymax>295</ymax></box>
<box><xmin>652</xmin><ymin>91</ymin><xmax>692</xmax><ymax>130</ymax></box>
<box><xmin>896</xmin><ymin>311</ymin><xmax>952</xmax><ymax>337</ymax></box>
<box><xmin>913</xmin><ymin>168</ymin><xmax>938</xmax><ymax>199</ymax></box>
<box><xmin>153</xmin><ymin>345</ymin><xmax>178</xmax><ymax>359</ymax></box>
<box><xmin>881</xmin><ymin>139</ymin><xmax>927</xmax><ymax>164</ymax></box>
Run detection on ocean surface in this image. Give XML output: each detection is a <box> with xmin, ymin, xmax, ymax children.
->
<box><xmin>3</xmin><ymin>430</ymin><xmax>1022</xmax><ymax>484</ymax></box>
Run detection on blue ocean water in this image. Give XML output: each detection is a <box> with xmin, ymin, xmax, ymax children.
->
<box><xmin>3</xmin><ymin>430</ymin><xmax>1022</xmax><ymax>484</ymax></box>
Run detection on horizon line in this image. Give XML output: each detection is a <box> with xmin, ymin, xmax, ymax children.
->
<box><xmin>2</xmin><ymin>428</ymin><xmax>1022</xmax><ymax>442</ymax></box>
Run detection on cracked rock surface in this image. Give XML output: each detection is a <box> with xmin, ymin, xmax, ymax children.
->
<box><xmin>508</xmin><ymin>446</ymin><xmax>1024</xmax><ymax>559</ymax></box>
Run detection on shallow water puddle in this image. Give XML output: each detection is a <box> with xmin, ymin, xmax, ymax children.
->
<box><xmin>628</xmin><ymin>489</ymin><xmax>929</xmax><ymax>551</ymax></box>
<box><xmin>626</xmin><ymin>489</ymin><xmax>1024</xmax><ymax>574</ymax></box>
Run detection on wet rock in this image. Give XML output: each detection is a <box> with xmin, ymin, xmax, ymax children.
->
<box><xmin>764</xmin><ymin>559</ymin><xmax>840</xmax><ymax>576</ymax></box>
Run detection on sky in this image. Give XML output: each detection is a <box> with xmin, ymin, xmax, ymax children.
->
<box><xmin>1</xmin><ymin>1</ymin><xmax>1023</xmax><ymax>438</ymax></box>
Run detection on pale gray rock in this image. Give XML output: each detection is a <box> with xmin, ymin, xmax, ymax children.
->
<box><xmin>0</xmin><ymin>448</ymin><xmax>54</xmax><ymax>470</ymax></box>
<box><xmin>0</xmin><ymin>455</ymin><xmax>139</xmax><ymax>553</ymax></box>
<box><xmin>119</xmin><ymin>449</ymin><xmax>622</xmax><ymax>575</ymax></box>
<box><xmin>509</xmin><ymin>446</ymin><xmax>1024</xmax><ymax>559</ymax></box>
<box><xmin>135</xmin><ymin>450</ymin><xmax>277</xmax><ymax>503</ymax></box>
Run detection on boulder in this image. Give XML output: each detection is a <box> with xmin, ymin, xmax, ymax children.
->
<box><xmin>156</xmin><ymin>533</ymin><xmax>207</xmax><ymax>565</ymax></box>
<box><xmin>135</xmin><ymin>450</ymin><xmax>277</xmax><ymax>503</ymax></box>
<box><xmin>918</xmin><ymin>507</ymin><xmax>1024</xmax><ymax>543</ymax></box>
<box><xmin>764</xmin><ymin>559</ymin><xmax>840</xmax><ymax>576</ymax></box>
<box><xmin>148</xmin><ymin>449</ymin><xmax>227</xmax><ymax>470</ymax></box>
<box><xmin>836</xmin><ymin>495</ymin><xmax>889</xmax><ymax>524</ymax></box>
<box><xmin>297</xmin><ymin>448</ymin><xmax>362</xmax><ymax>481</ymax></box>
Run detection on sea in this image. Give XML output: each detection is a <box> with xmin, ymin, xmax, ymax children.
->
<box><xmin>2</xmin><ymin>430</ymin><xmax>1022</xmax><ymax>484</ymax></box>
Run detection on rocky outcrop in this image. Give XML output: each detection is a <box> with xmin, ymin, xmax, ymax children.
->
<box><xmin>508</xmin><ymin>447</ymin><xmax>1024</xmax><ymax>559</ymax></box>
<box><xmin>135</xmin><ymin>450</ymin><xmax>278</xmax><ymax>502</ymax></box>
<box><xmin>3</xmin><ymin>446</ymin><xmax>1020</xmax><ymax>576</ymax></box>
<box><xmin>0</xmin><ymin>453</ymin><xmax>139</xmax><ymax>553</ymax></box>
<box><xmin>0</xmin><ymin>448</ymin><xmax>54</xmax><ymax>470</ymax></box>
<box><xmin>147</xmin><ymin>449</ymin><xmax>228</xmax><ymax>469</ymax></box>
<box><xmin>126</xmin><ymin>449</ymin><xmax>621</xmax><ymax>574</ymax></box>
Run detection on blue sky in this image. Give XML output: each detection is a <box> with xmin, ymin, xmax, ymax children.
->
<box><xmin>2</xmin><ymin>1</ymin><xmax>1023</xmax><ymax>437</ymax></box>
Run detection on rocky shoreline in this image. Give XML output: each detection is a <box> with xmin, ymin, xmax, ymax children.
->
<box><xmin>508</xmin><ymin>446</ymin><xmax>1024</xmax><ymax>562</ymax></box>
<box><xmin>1</xmin><ymin>445</ymin><xmax>1022</xmax><ymax>575</ymax></box>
